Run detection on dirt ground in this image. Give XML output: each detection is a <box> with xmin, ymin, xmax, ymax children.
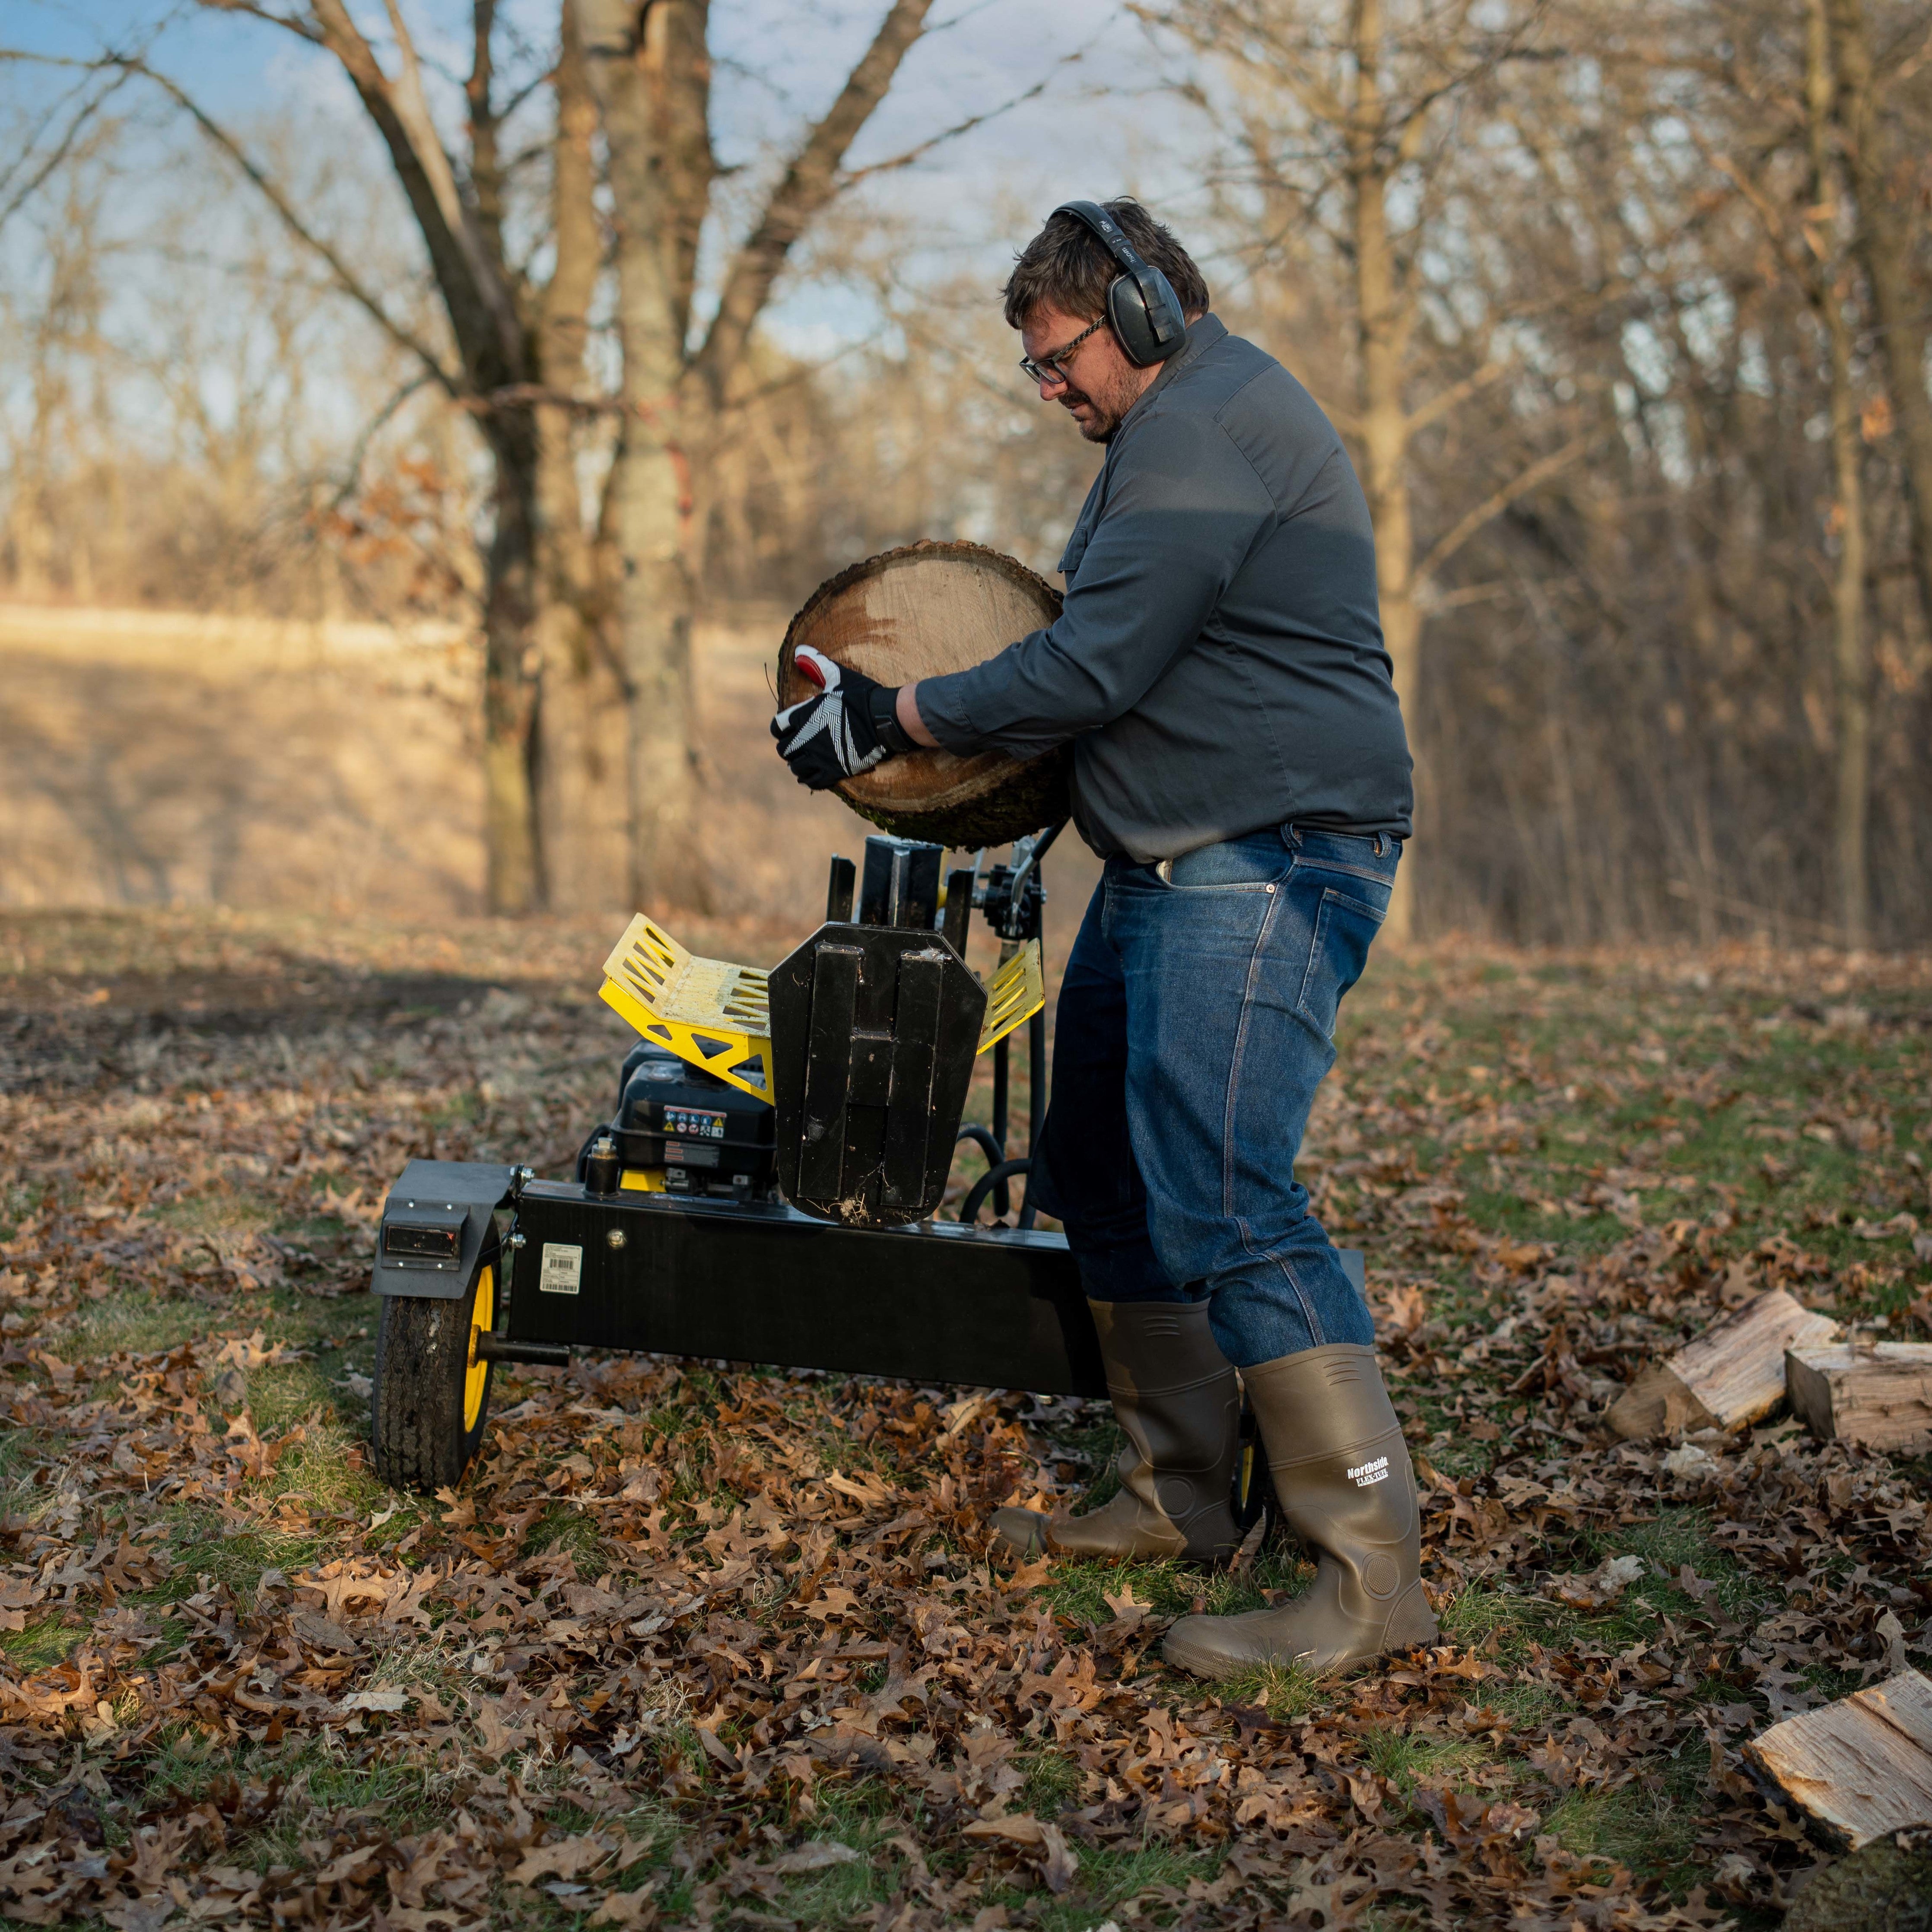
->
<box><xmin>3</xmin><ymin>914</ymin><xmax>1930</xmax><ymax>1929</ymax></box>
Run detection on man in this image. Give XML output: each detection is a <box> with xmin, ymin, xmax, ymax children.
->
<box><xmin>772</xmin><ymin>200</ymin><xmax>1433</xmax><ymax>1679</ymax></box>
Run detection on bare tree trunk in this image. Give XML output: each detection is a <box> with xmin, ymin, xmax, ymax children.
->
<box><xmin>477</xmin><ymin>410</ymin><xmax>545</xmax><ymax>914</ymax></box>
<box><xmin>581</xmin><ymin>0</ymin><xmax>712</xmax><ymax>912</ymax></box>
<box><xmin>7</xmin><ymin>490</ymin><xmax>52</xmax><ymax>598</ymax></box>
<box><xmin>580</xmin><ymin>0</ymin><xmax>935</xmax><ymax>912</ymax></box>
<box><xmin>10</xmin><ymin>327</ymin><xmax>57</xmax><ymax>597</ymax></box>
<box><xmin>1827</xmin><ymin>370</ymin><xmax>1869</xmax><ymax>947</ymax></box>
<box><xmin>170</xmin><ymin>0</ymin><xmax>548</xmax><ymax>907</ymax></box>
<box><xmin>1349</xmin><ymin>0</ymin><xmax>1419</xmax><ymax>943</ymax></box>
<box><xmin>1828</xmin><ymin>0</ymin><xmax>1932</xmax><ymax>635</ymax></box>
<box><xmin>532</xmin><ymin>0</ymin><xmax>629</xmax><ymax>912</ymax></box>
<box><xmin>1809</xmin><ymin>0</ymin><xmax>1869</xmax><ymax>948</ymax></box>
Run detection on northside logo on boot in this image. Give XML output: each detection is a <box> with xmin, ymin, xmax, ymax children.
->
<box><xmin>1347</xmin><ymin>1455</ymin><xmax>1390</xmax><ymax>1488</ymax></box>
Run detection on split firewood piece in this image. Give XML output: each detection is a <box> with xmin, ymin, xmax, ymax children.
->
<box><xmin>1785</xmin><ymin>1341</ymin><xmax>1932</xmax><ymax>1453</ymax></box>
<box><xmin>1743</xmin><ymin>1669</ymin><xmax>1932</xmax><ymax>1850</ymax></box>
<box><xmin>1606</xmin><ymin>1288</ymin><xmax>1838</xmax><ymax>1440</ymax></box>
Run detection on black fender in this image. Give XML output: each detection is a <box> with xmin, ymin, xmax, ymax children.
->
<box><xmin>372</xmin><ymin>1160</ymin><xmax>516</xmax><ymax>1300</ymax></box>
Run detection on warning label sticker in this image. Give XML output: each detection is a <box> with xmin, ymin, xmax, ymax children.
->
<box><xmin>539</xmin><ymin>1242</ymin><xmax>583</xmax><ymax>1296</ymax></box>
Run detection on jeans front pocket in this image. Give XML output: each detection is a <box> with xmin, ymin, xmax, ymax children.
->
<box><xmin>1150</xmin><ymin>830</ymin><xmax>1293</xmax><ymax>892</ymax></box>
<box><xmin>1296</xmin><ymin>884</ymin><xmax>1387</xmax><ymax>1040</ymax></box>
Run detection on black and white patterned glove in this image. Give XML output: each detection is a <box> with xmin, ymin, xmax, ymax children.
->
<box><xmin>771</xmin><ymin>645</ymin><xmax>913</xmax><ymax>790</ymax></box>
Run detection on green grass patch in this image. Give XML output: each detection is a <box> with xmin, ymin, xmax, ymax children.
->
<box><xmin>251</xmin><ymin>1421</ymin><xmax>388</xmax><ymax>1518</ymax></box>
<box><xmin>245</xmin><ymin>1356</ymin><xmax>346</xmax><ymax>1435</ymax></box>
<box><xmin>156</xmin><ymin>1518</ymin><xmax>300</xmax><ymax>1602</ymax></box>
<box><xmin>1541</xmin><ymin>1764</ymin><xmax>1703</xmax><ymax>1887</ymax></box>
<box><xmin>55</xmin><ymin>1289</ymin><xmax>215</xmax><ymax>1359</ymax></box>
<box><xmin>1360</xmin><ymin>1724</ymin><xmax>1495</xmax><ymax>1794</ymax></box>
<box><xmin>520</xmin><ymin>1504</ymin><xmax>610</xmax><ymax>1567</ymax></box>
<box><xmin>1038</xmin><ymin>1534</ymin><xmax>1313</xmax><ymax>1628</ymax></box>
<box><xmin>1199</xmin><ymin>1656</ymin><xmax>1329</xmax><ymax>1723</ymax></box>
<box><xmin>1437</xmin><ymin>1579</ymin><xmax>1522</xmax><ymax>1652</ymax></box>
<box><xmin>1030</xmin><ymin>1840</ymin><xmax>1222</xmax><ymax>1932</ymax></box>
<box><xmin>149</xmin><ymin>1187</ymin><xmax>283</xmax><ymax>1239</ymax></box>
<box><xmin>1019</xmin><ymin>1745</ymin><xmax>1082</xmax><ymax>1817</ymax></box>
<box><xmin>2</xmin><ymin>1617</ymin><xmax>86</xmax><ymax>1669</ymax></box>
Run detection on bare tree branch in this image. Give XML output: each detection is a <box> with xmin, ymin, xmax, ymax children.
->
<box><xmin>197</xmin><ymin>0</ymin><xmax>323</xmax><ymax>44</ymax></box>
<box><xmin>1417</xmin><ymin>431</ymin><xmax>1591</xmax><ymax>582</ymax></box>
<box><xmin>102</xmin><ymin>54</ymin><xmax>458</xmax><ymax>388</ymax></box>
<box><xmin>376</xmin><ymin>0</ymin><xmax>521</xmax><ymax>364</ymax></box>
<box><xmin>693</xmin><ymin>0</ymin><xmax>937</xmax><ymax>401</ymax></box>
<box><xmin>291</xmin><ymin>0</ymin><xmax>521</xmax><ymax>392</ymax></box>
<box><xmin>0</xmin><ymin>62</ymin><xmax>137</xmax><ymax>238</ymax></box>
<box><xmin>329</xmin><ymin>369</ymin><xmax>438</xmax><ymax>507</ymax></box>
<box><xmin>1404</xmin><ymin>359</ymin><xmax>1507</xmax><ymax>434</ymax></box>
<box><xmin>836</xmin><ymin>47</ymin><xmax>1085</xmax><ymax>187</ymax></box>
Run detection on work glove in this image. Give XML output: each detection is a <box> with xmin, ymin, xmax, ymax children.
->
<box><xmin>771</xmin><ymin>645</ymin><xmax>913</xmax><ymax>790</ymax></box>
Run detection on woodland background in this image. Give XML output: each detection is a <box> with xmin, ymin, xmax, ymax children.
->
<box><xmin>3</xmin><ymin>0</ymin><xmax>1932</xmax><ymax>948</ymax></box>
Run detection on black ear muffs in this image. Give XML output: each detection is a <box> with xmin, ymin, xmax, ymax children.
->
<box><xmin>1052</xmin><ymin>200</ymin><xmax>1189</xmax><ymax>368</ymax></box>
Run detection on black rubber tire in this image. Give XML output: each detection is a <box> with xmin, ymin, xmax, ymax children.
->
<box><xmin>370</xmin><ymin>1236</ymin><xmax>498</xmax><ymax>1494</ymax></box>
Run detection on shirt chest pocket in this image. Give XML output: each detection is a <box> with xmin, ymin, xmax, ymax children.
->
<box><xmin>1058</xmin><ymin>467</ymin><xmax>1111</xmax><ymax>580</ymax></box>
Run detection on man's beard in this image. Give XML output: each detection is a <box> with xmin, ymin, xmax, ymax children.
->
<box><xmin>1059</xmin><ymin>369</ymin><xmax>1140</xmax><ymax>443</ymax></box>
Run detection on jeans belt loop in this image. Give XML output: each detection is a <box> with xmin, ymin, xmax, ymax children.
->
<box><xmin>1373</xmin><ymin>833</ymin><xmax>1385</xmax><ymax>856</ymax></box>
<box><xmin>1155</xmin><ymin>858</ymin><xmax>1174</xmax><ymax>884</ymax></box>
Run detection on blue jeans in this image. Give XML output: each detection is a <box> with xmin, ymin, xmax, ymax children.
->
<box><xmin>1030</xmin><ymin>825</ymin><xmax>1396</xmax><ymax>1368</ymax></box>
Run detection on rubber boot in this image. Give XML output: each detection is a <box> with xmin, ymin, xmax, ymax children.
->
<box><xmin>991</xmin><ymin>1299</ymin><xmax>1240</xmax><ymax>1564</ymax></box>
<box><xmin>1162</xmin><ymin>1344</ymin><xmax>1436</xmax><ymax>1677</ymax></box>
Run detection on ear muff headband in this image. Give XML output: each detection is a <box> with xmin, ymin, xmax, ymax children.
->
<box><xmin>1050</xmin><ymin>200</ymin><xmax>1189</xmax><ymax>369</ymax></box>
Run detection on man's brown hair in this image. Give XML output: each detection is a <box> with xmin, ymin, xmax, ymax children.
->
<box><xmin>1003</xmin><ymin>199</ymin><xmax>1211</xmax><ymax>330</ymax></box>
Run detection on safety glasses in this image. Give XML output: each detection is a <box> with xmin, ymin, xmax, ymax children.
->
<box><xmin>1018</xmin><ymin>315</ymin><xmax>1106</xmax><ymax>388</ymax></box>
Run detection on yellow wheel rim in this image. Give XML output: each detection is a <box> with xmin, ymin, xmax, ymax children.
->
<box><xmin>464</xmin><ymin>1263</ymin><xmax>494</xmax><ymax>1432</ymax></box>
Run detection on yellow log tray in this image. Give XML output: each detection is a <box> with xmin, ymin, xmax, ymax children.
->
<box><xmin>978</xmin><ymin>941</ymin><xmax>1044</xmax><ymax>1054</ymax></box>
<box><xmin>598</xmin><ymin>916</ymin><xmax>1044</xmax><ymax>1102</ymax></box>
<box><xmin>599</xmin><ymin>917</ymin><xmax>775</xmax><ymax>1101</ymax></box>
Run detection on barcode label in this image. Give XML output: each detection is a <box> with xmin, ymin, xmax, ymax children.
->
<box><xmin>539</xmin><ymin>1242</ymin><xmax>583</xmax><ymax>1296</ymax></box>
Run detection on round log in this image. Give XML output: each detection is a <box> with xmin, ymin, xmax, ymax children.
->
<box><xmin>778</xmin><ymin>541</ymin><xmax>1071</xmax><ymax>849</ymax></box>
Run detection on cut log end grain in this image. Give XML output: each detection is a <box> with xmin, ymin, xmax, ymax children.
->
<box><xmin>1606</xmin><ymin>1288</ymin><xmax>1838</xmax><ymax>1441</ymax></box>
<box><xmin>779</xmin><ymin>542</ymin><xmax>1071</xmax><ymax>850</ymax></box>
<box><xmin>1743</xmin><ymin>1669</ymin><xmax>1932</xmax><ymax>1851</ymax></box>
<box><xmin>1786</xmin><ymin>1342</ymin><xmax>1932</xmax><ymax>1453</ymax></box>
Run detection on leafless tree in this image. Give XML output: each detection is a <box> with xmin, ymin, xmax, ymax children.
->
<box><xmin>1693</xmin><ymin>0</ymin><xmax>1877</xmax><ymax>943</ymax></box>
<box><xmin>1148</xmin><ymin>0</ymin><xmax>1577</xmax><ymax>940</ymax></box>
<box><xmin>575</xmin><ymin>0</ymin><xmax>939</xmax><ymax>911</ymax></box>
<box><xmin>17</xmin><ymin>1</ymin><xmax>974</xmax><ymax>912</ymax></box>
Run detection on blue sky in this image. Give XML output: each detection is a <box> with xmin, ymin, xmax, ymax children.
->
<box><xmin>5</xmin><ymin>0</ymin><xmax>1205</xmax><ymax>359</ymax></box>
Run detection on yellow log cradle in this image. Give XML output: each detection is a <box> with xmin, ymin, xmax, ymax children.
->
<box><xmin>599</xmin><ymin>916</ymin><xmax>775</xmax><ymax>1100</ymax></box>
<box><xmin>597</xmin><ymin>914</ymin><xmax>1045</xmax><ymax>1100</ymax></box>
<box><xmin>979</xmin><ymin>941</ymin><xmax>1045</xmax><ymax>1053</ymax></box>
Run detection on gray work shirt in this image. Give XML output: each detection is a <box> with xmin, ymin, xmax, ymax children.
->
<box><xmin>915</xmin><ymin>314</ymin><xmax>1413</xmax><ymax>861</ymax></box>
